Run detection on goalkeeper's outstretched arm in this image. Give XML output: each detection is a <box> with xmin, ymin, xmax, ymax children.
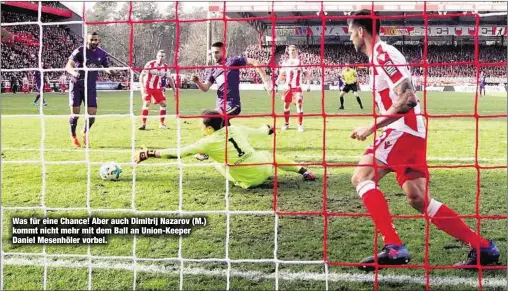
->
<box><xmin>134</xmin><ymin>139</ymin><xmax>208</xmax><ymax>163</ymax></box>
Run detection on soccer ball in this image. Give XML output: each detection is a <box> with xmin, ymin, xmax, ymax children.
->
<box><xmin>99</xmin><ymin>162</ymin><xmax>122</xmax><ymax>181</ymax></box>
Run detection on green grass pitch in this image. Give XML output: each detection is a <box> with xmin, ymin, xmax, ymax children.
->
<box><xmin>1</xmin><ymin>89</ymin><xmax>507</xmax><ymax>291</ymax></box>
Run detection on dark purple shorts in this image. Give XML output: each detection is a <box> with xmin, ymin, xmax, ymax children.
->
<box><xmin>69</xmin><ymin>81</ymin><xmax>97</xmax><ymax>107</ymax></box>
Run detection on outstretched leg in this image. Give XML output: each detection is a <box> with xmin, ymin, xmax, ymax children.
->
<box><xmin>352</xmin><ymin>154</ymin><xmax>411</xmax><ymax>271</ymax></box>
<box><xmin>275</xmin><ymin>154</ymin><xmax>315</xmax><ymax>181</ymax></box>
<box><xmin>403</xmin><ymin>177</ymin><xmax>500</xmax><ymax>267</ymax></box>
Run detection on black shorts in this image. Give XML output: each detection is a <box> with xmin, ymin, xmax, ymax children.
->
<box><xmin>342</xmin><ymin>83</ymin><xmax>358</xmax><ymax>93</ymax></box>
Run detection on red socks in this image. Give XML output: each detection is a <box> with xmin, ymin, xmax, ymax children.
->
<box><xmin>357</xmin><ymin>181</ymin><xmax>403</xmax><ymax>246</ymax></box>
<box><xmin>428</xmin><ymin>200</ymin><xmax>490</xmax><ymax>249</ymax></box>
<box><xmin>141</xmin><ymin>107</ymin><xmax>148</xmax><ymax>124</ymax></box>
<box><xmin>357</xmin><ymin>180</ymin><xmax>490</xmax><ymax>249</ymax></box>
<box><xmin>284</xmin><ymin>110</ymin><xmax>290</xmax><ymax>124</ymax></box>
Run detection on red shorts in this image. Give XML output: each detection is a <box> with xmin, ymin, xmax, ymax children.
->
<box><xmin>144</xmin><ymin>88</ymin><xmax>166</xmax><ymax>104</ymax></box>
<box><xmin>60</xmin><ymin>83</ymin><xmax>66</xmax><ymax>90</ymax></box>
<box><xmin>22</xmin><ymin>84</ymin><xmax>29</xmax><ymax>92</ymax></box>
<box><xmin>283</xmin><ymin>87</ymin><xmax>303</xmax><ymax>103</ymax></box>
<box><xmin>364</xmin><ymin>128</ymin><xmax>428</xmax><ymax>187</ymax></box>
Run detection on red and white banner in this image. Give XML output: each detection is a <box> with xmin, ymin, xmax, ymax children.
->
<box><xmin>291</xmin><ymin>25</ymin><xmax>508</xmax><ymax>36</ymax></box>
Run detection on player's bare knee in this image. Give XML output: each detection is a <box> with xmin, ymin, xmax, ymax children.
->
<box><xmin>351</xmin><ymin>168</ymin><xmax>372</xmax><ymax>188</ymax></box>
<box><xmin>408</xmin><ymin>195</ymin><xmax>424</xmax><ymax>212</ymax></box>
<box><xmin>351</xmin><ymin>173</ymin><xmax>361</xmax><ymax>188</ymax></box>
<box><xmin>87</xmin><ymin>107</ymin><xmax>97</xmax><ymax>117</ymax></box>
<box><xmin>71</xmin><ymin>106</ymin><xmax>80</xmax><ymax>115</ymax></box>
<box><xmin>160</xmin><ymin>101</ymin><xmax>167</xmax><ymax>108</ymax></box>
<box><xmin>404</xmin><ymin>183</ymin><xmax>426</xmax><ymax>213</ymax></box>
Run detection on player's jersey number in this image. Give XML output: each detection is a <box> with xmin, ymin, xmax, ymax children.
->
<box><xmin>370</xmin><ymin>131</ymin><xmax>389</xmax><ymax>149</ymax></box>
<box><xmin>228</xmin><ymin>138</ymin><xmax>245</xmax><ymax>157</ymax></box>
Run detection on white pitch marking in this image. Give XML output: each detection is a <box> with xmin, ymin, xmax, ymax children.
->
<box><xmin>2</xmin><ymin>256</ymin><xmax>506</xmax><ymax>288</ymax></box>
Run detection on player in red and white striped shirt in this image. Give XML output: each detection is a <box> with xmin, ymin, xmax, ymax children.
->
<box><xmin>139</xmin><ymin>50</ymin><xmax>175</xmax><ymax>130</ymax></box>
<box><xmin>276</xmin><ymin>45</ymin><xmax>310</xmax><ymax>132</ymax></box>
<box><xmin>348</xmin><ymin>9</ymin><xmax>499</xmax><ymax>271</ymax></box>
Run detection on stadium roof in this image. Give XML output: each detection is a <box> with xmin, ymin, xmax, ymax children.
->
<box><xmin>214</xmin><ymin>2</ymin><xmax>507</xmax><ymax>31</ymax></box>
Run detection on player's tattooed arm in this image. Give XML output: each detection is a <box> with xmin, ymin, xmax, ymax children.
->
<box><xmin>392</xmin><ymin>79</ymin><xmax>417</xmax><ymax>113</ymax></box>
<box><xmin>362</xmin><ymin>79</ymin><xmax>417</xmax><ymax>137</ymax></box>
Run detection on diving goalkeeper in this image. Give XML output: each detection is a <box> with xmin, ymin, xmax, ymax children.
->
<box><xmin>134</xmin><ymin>110</ymin><xmax>316</xmax><ymax>189</ymax></box>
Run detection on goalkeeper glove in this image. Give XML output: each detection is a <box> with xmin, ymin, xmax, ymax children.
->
<box><xmin>134</xmin><ymin>147</ymin><xmax>157</xmax><ymax>164</ymax></box>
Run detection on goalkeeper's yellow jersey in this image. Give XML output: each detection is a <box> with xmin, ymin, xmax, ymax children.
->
<box><xmin>341</xmin><ymin>68</ymin><xmax>357</xmax><ymax>85</ymax></box>
<box><xmin>164</xmin><ymin>125</ymin><xmax>273</xmax><ymax>188</ymax></box>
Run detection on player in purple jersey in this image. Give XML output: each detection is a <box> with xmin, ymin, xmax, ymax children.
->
<box><xmin>190</xmin><ymin>41</ymin><xmax>272</xmax><ymax>161</ymax></box>
<box><xmin>191</xmin><ymin>42</ymin><xmax>271</xmax><ymax>120</ymax></box>
<box><xmin>65</xmin><ymin>32</ymin><xmax>112</xmax><ymax>148</ymax></box>
<box><xmin>33</xmin><ymin>63</ymin><xmax>49</xmax><ymax>106</ymax></box>
<box><xmin>479</xmin><ymin>71</ymin><xmax>486</xmax><ymax>96</ymax></box>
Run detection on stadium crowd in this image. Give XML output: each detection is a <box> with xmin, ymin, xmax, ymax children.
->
<box><xmin>1</xmin><ymin>10</ymin><xmax>128</xmax><ymax>89</ymax></box>
<box><xmin>240</xmin><ymin>44</ymin><xmax>506</xmax><ymax>85</ymax></box>
<box><xmin>25</xmin><ymin>1</ymin><xmax>68</xmax><ymax>9</ymax></box>
<box><xmin>1</xmin><ymin>8</ymin><xmax>506</xmax><ymax>89</ymax></box>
